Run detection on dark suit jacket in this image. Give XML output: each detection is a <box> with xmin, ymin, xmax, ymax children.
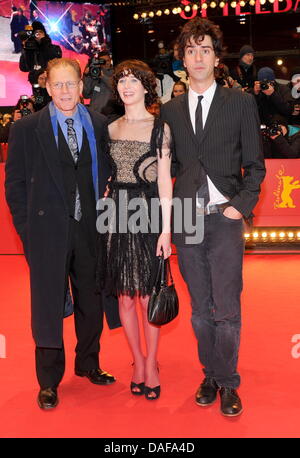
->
<box><xmin>5</xmin><ymin>105</ymin><xmax>116</xmax><ymax>347</ymax></box>
<box><xmin>161</xmin><ymin>84</ymin><xmax>266</xmax><ymax>246</ymax></box>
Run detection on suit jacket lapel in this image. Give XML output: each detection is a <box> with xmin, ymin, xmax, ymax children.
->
<box><xmin>35</xmin><ymin>107</ymin><xmax>68</xmax><ymax>209</ymax></box>
<box><xmin>200</xmin><ymin>84</ymin><xmax>227</xmax><ymax>146</ymax></box>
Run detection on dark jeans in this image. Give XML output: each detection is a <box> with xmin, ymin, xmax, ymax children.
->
<box><xmin>36</xmin><ymin>219</ymin><xmax>103</xmax><ymax>389</ymax></box>
<box><xmin>177</xmin><ymin>212</ymin><xmax>244</xmax><ymax>389</ymax></box>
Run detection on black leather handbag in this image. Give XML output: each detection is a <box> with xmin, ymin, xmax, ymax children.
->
<box><xmin>148</xmin><ymin>255</ymin><xmax>179</xmax><ymax>326</ymax></box>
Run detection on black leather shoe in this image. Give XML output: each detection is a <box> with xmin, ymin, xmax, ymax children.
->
<box><xmin>195</xmin><ymin>377</ymin><xmax>219</xmax><ymax>406</ymax></box>
<box><xmin>219</xmin><ymin>387</ymin><xmax>243</xmax><ymax>417</ymax></box>
<box><xmin>37</xmin><ymin>388</ymin><xmax>58</xmax><ymax>410</ymax></box>
<box><xmin>75</xmin><ymin>368</ymin><xmax>116</xmax><ymax>385</ymax></box>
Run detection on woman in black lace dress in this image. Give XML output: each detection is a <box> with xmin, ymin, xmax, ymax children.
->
<box><xmin>100</xmin><ymin>60</ymin><xmax>172</xmax><ymax>400</ymax></box>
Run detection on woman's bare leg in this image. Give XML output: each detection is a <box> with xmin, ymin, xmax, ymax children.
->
<box><xmin>118</xmin><ymin>294</ymin><xmax>145</xmax><ymax>392</ymax></box>
<box><xmin>140</xmin><ymin>295</ymin><xmax>160</xmax><ymax>398</ymax></box>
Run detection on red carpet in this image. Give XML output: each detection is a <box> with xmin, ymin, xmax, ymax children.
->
<box><xmin>0</xmin><ymin>254</ymin><xmax>300</xmax><ymax>438</ymax></box>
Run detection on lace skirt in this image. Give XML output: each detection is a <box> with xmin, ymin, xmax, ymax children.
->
<box><xmin>98</xmin><ymin>184</ymin><xmax>160</xmax><ymax>298</ymax></box>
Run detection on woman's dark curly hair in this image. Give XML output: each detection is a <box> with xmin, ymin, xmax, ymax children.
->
<box><xmin>112</xmin><ymin>59</ymin><xmax>158</xmax><ymax>108</ymax></box>
<box><xmin>177</xmin><ymin>17</ymin><xmax>225</xmax><ymax>61</ymax></box>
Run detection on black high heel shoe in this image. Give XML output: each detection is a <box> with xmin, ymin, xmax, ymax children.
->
<box><xmin>144</xmin><ymin>385</ymin><xmax>161</xmax><ymax>400</ymax></box>
<box><xmin>130</xmin><ymin>381</ymin><xmax>145</xmax><ymax>396</ymax></box>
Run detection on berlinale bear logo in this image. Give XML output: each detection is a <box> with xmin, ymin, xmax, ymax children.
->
<box><xmin>274</xmin><ymin>166</ymin><xmax>300</xmax><ymax>209</ymax></box>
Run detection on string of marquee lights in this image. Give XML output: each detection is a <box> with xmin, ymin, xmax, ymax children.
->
<box><xmin>129</xmin><ymin>0</ymin><xmax>287</xmax><ymax>19</ymax></box>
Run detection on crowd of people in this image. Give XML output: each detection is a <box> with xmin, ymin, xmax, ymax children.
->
<box><xmin>2</xmin><ymin>13</ymin><xmax>299</xmax><ymax>420</ymax></box>
<box><xmin>5</xmin><ymin>10</ymin><xmax>300</xmax><ymax>160</ymax></box>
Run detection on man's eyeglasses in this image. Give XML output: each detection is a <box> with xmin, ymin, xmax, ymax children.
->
<box><xmin>50</xmin><ymin>81</ymin><xmax>80</xmax><ymax>90</ymax></box>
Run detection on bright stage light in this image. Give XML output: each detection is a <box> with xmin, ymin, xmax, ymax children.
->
<box><xmin>49</xmin><ymin>22</ymin><xmax>59</xmax><ymax>33</ymax></box>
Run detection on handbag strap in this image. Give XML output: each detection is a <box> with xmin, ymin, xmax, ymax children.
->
<box><xmin>155</xmin><ymin>255</ymin><xmax>175</xmax><ymax>288</ymax></box>
<box><xmin>154</xmin><ymin>255</ymin><xmax>164</xmax><ymax>288</ymax></box>
<box><xmin>165</xmin><ymin>257</ymin><xmax>174</xmax><ymax>285</ymax></box>
<box><xmin>160</xmin><ymin>255</ymin><xmax>166</xmax><ymax>287</ymax></box>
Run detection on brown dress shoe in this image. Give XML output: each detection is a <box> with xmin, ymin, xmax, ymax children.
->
<box><xmin>75</xmin><ymin>368</ymin><xmax>116</xmax><ymax>385</ymax></box>
<box><xmin>195</xmin><ymin>377</ymin><xmax>219</xmax><ymax>406</ymax></box>
<box><xmin>37</xmin><ymin>388</ymin><xmax>58</xmax><ymax>410</ymax></box>
<box><xmin>219</xmin><ymin>387</ymin><xmax>243</xmax><ymax>416</ymax></box>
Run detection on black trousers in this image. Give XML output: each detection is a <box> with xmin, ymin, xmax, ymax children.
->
<box><xmin>35</xmin><ymin>218</ymin><xmax>104</xmax><ymax>389</ymax></box>
<box><xmin>177</xmin><ymin>212</ymin><xmax>244</xmax><ymax>389</ymax></box>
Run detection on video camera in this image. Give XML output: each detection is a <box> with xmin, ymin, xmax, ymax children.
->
<box><xmin>153</xmin><ymin>53</ymin><xmax>173</xmax><ymax>77</ymax></box>
<box><xmin>260</xmin><ymin>80</ymin><xmax>274</xmax><ymax>91</ymax></box>
<box><xmin>261</xmin><ymin>121</ymin><xmax>282</xmax><ymax>137</ymax></box>
<box><xmin>88</xmin><ymin>53</ymin><xmax>107</xmax><ymax>79</ymax></box>
<box><xmin>18</xmin><ymin>25</ymin><xmax>39</xmax><ymax>51</ymax></box>
<box><xmin>19</xmin><ymin>95</ymin><xmax>32</xmax><ymax>117</ymax></box>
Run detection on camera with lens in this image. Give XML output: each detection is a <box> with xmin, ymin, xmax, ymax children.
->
<box><xmin>18</xmin><ymin>25</ymin><xmax>39</xmax><ymax>51</ymax></box>
<box><xmin>19</xmin><ymin>95</ymin><xmax>32</xmax><ymax>117</ymax></box>
<box><xmin>88</xmin><ymin>54</ymin><xmax>107</xmax><ymax>79</ymax></box>
<box><xmin>260</xmin><ymin>80</ymin><xmax>273</xmax><ymax>91</ymax></box>
<box><xmin>153</xmin><ymin>53</ymin><xmax>173</xmax><ymax>78</ymax></box>
<box><xmin>261</xmin><ymin>121</ymin><xmax>282</xmax><ymax>137</ymax></box>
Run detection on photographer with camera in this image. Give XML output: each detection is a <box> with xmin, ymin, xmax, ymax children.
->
<box><xmin>82</xmin><ymin>51</ymin><xmax>113</xmax><ymax>114</ymax></box>
<box><xmin>287</xmin><ymin>67</ymin><xmax>300</xmax><ymax>125</ymax></box>
<box><xmin>254</xmin><ymin>67</ymin><xmax>293</xmax><ymax>125</ymax></box>
<box><xmin>19</xmin><ymin>21</ymin><xmax>62</xmax><ymax>81</ymax></box>
<box><xmin>230</xmin><ymin>45</ymin><xmax>257</xmax><ymax>91</ymax></box>
<box><xmin>13</xmin><ymin>96</ymin><xmax>35</xmax><ymax>122</ymax></box>
<box><xmin>261</xmin><ymin>115</ymin><xmax>300</xmax><ymax>158</ymax></box>
<box><xmin>28</xmin><ymin>69</ymin><xmax>52</xmax><ymax>111</ymax></box>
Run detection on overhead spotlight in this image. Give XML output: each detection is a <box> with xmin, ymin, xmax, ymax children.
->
<box><xmin>149</xmin><ymin>11</ymin><xmax>154</xmax><ymax>17</ymax></box>
<box><xmin>231</xmin><ymin>1</ymin><xmax>237</xmax><ymax>7</ymax></box>
<box><xmin>260</xmin><ymin>0</ymin><xmax>266</xmax><ymax>4</ymax></box>
<box><xmin>210</xmin><ymin>1</ymin><xmax>217</xmax><ymax>7</ymax></box>
<box><xmin>141</xmin><ymin>12</ymin><xmax>147</xmax><ymax>18</ymax></box>
<box><xmin>116</xmin><ymin>27</ymin><xmax>122</xmax><ymax>33</ymax></box>
<box><xmin>192</xmin><ymin>3</ymin><xmax>199</xmax><ymax>9</ymax></box>
<box><xmin>253</xmin><ymin>232</ymin><xmax>259</xmax><ymax>239</ymax></box>
<box><xmin>277</xmin><ymin>59</ymin><xmax>283</xmax><ymax>66</ymax></box>
<box><xmin>261</xmin><ymin>232</ymin><xmax>268</xmax><ymax>238</ymax></box>
<box><xmin>288</xmin><ymin>232</ymin><xmax>294</xmax><ymax>238</ymax></box>
<box><xmin>219</xmin><ymin>1</ymin><xmax>226</xmax><ymax>6</ymax></box>
<box><xmin>185</xmin><ymin>5</ymin><xmax>191</xmax><ymax>11</ymax></box>
<box><xmin>133</xmin><ymin>13</ymin><xmax>139</xmax><ymax>20</ymax></box>
<box><xmin>270</xmin><ymin>232</ymin><xmax>277</xmax><ymax>238</ymax></box>
<box><xmin>240</xmin><ymin>0</ymin><xmax>246</xmax><ymax>6</ymax></box>
<box><xmin>177</xmin><ymin>7</ymin><xmax>182</xmax><ymax>12</ymax></box>
<box><xmin>172</xmin><ymin>7</ymin><xmax>178</xmax><ymax>14</ymax></box>
<box><xmin>249</xmin><ymin>0</ymin><xmax>255</xmax><ymax>4</ymax></box>
<box><xmin>244</xmin><ymin>233</ymin><xmax>250</xmax><ymax>239</ymax></box>
<box><xmin>202</xmin><ymin>2</ymin><xmax>208</xmax><ymax>9</ymax></box>
<box><xmin>269</xmin><ymin>0</ymin><xmax>275</xmax><ymax>2</ymax></box>
<box><xmin>156</xmin><ymin>10</ymin><xmax>162</xmax><ymax>16</ymax></box>
<box><xmin>147</xmin><ymin>28</ymin><xmax>155</xmax><ymax>34</ymax></box>
<box><xmin>164</xmin><ymin>8</ymin><xmax>170</xmax><ymax>15</ymax></box>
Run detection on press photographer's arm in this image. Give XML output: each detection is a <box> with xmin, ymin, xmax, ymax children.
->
<box><xmin>18</xmin><ymin>21</ymin><xmax>61</xmax><ymax>74</ymax></box>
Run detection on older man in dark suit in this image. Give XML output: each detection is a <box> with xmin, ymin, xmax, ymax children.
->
<box><xmin>5</xmin><ymin>58</ymin><xmax>116</xmax><ymax>409</ymax></box>
<box><xmin>161</xmin><ymin>18</ymin><xmax>265</xmax><ymax>416</ymax></box>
